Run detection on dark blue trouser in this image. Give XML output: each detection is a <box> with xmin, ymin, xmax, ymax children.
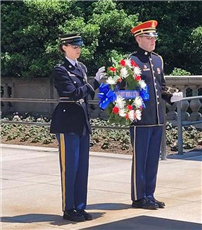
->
<box><xmin>130</xmin><ymin>126</ymin><xmax>163</xmax><ymax>201</ymax></box>
<box><xmin>56</xmin><ymin>133</ymin><xmax>90</xmax><ymax>211</ymax></box>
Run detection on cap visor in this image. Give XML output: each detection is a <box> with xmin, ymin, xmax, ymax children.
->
<box><xmin>71</xmin><ymin>41</ymin><xmax>83</xmax><ymax>46</ymax></box>
<box><xmin>141</xmin><ymin>32</ymin><xmax>158</xmax><ymax>37</ymax></box>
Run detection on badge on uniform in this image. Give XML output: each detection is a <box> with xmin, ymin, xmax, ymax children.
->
<box><xmin>157</xmin><ymin>68</ymin><xmax>161</xmax><ymax>74</ymax></box>
<box><xmin>143</xmin><ymin>65</ymin><xmax>150</xmax><ymax>71</ymax></box>
<box><xmin>68</xmin><ymin>72</ymin><xmax>76</xmax><ymax>77</ymax></box>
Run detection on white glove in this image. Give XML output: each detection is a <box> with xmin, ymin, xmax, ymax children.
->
<box><xmin>94</xmin><ymin>66</ymin><xmax>105</xmax><ymax>82</ymax></box>
<box><xmin>170</xmin><ymin>92</ymin><xmax>183</xmax><ymax>103</ymax></box>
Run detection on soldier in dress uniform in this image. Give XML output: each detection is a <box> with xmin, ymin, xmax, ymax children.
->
<box><xmin>129</xmin><ymin>20</ymin><xmax>183</xmax><ymax>209</ymax></box>
<box><xmin>50</xmin><ymin>33</ymin><xmax>105</xmax><ymax>221</ymax></box>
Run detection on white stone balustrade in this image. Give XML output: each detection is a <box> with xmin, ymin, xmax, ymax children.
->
<box><xmin>1</xmin><ymin>76</ymin><xmax>202</xmax><ymax>121</ymax></box>
<box><xmin>165</xmin><ymin>76</ymin><xmax>202</xmax><ymax>121</ymax></box>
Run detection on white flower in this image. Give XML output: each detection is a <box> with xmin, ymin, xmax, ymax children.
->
<box><xmin>133</xmin><ymin>66</ymin><xmax>142</xmax><ymax>76</ymax></box>
<box><xmin>133</xmin><ymin>96</ymin><xmax>143</xmax><ymax>108</ymax></box>
<box><xmin>106</xmin><ymin>76</ymin><xmax>116</xmax><ymax>85</ymax></box>
<box><xmin>119</xmin><ymin>109</ymin><xmax>126</xmax><ymax>117</ymax></box>
<box><xmin>139</xmin><ymin>79</ymin><xmax>147</xmax><ymax>89</ymax></box>
<box><xmin>128</xmin><ymin>110</ymin><xmax>135</xmax><ymax>122</ymax></box>
<box><xmin>120</xmin><ymin>67</ymin><xmax>128</xmax><ymax>78</ymax></box>
<box><xmin>125</xmin><ymin>59</ymin><xmax>132</xmax><ymax>68</ymax></box>
<box><xmin>13</xmin><ymin>115</ymin><xmax>21</xmax><ymax>121</ymax></box>
<box><xmin>115</xmin><ymin>95</ymin><xmax>126</xmax><ymax>109</ymax></box>
<box><xmin>135</xmin><ymin>109</ymin><xmax>142</xmax><ymax>120</ymax></box>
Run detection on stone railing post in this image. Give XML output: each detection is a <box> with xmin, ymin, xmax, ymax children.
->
<box><xmin>189</xmin><ymin>99</ymin><xmax>202</xmax><ymax>121</ymax></box>
<box><xmin>166</xmin><ymin>103</ymin><xmax>177</xmax><ymax>120</ymax></box>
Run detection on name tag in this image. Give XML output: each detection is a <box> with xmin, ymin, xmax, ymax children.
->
<box><xmin>116</xmin><ymin>90</ymin><xmax>139</xmax><ymax>99</ymax></box>
<box><xmin>157</xmin><ymin>68</ymin><xmax>161</xmax><ymax>74</ymax></box>
<box><xmin>143</xmin><ymin>68</ymin><xmax>150</xmax><ymax>71</ymax></box>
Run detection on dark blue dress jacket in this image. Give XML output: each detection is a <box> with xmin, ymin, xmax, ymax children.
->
<box><xmin>50</xmin><ymin>58</ymin><xmax>99</xmax><ymax>135</ymax></box>
<box><xmin>129</xmin><ymin>47</ymin><xmax>173</xmax><ymax>126</ymax></box>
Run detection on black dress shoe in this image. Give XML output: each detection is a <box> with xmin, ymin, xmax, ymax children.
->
<box><xmin>148</xmin><ymin>197</ymin><xmax>165</xmax><ymax>208</ymax></box>
<box><xmin>155</xmin><ymin>200</ymin><xmax>165</xmax><ymax>208</ymax></box>
<box><xmin>77</xmin><ymin>210</ymin><xmax>93</xmax><ymax>220</ymax></box>
<box><xmin>63</xmin><ymin>209</ymin><xmax>85</xmax><ymax>222</ymax></box>
<box><xmin>132</xmin><ymin>198</ymin><xmax>158</xmax><ymax>210</ymax></box>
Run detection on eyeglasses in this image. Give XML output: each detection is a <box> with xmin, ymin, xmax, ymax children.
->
<box><xmin>139</xmin><ymin>36</ymin><xmax>157</xmax><ymax>40</ymax></box>
<box><xmin>68</xmin><ymin>44</ymin><xmax>81</xmax><ymax>49</ymax></box>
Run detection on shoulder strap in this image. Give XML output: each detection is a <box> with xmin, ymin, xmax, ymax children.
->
<box><xmin>78</xmin><ymin>62</ymin><xmax>87</xmax><ymax>73</ymax></box>
<box><xmin>152</xmin><ymin>52</ymin><xmax>164</xmax><ymax>70</ymax></box>
<box><xmin>128</xmin><ymin>51</ymin><xmax>137</xmax><ymax>58</ymax></box>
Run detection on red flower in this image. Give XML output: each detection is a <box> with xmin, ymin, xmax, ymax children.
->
<box><xmin>125</xmin><ymin>113</ymin><xmax>129</xmax><ymax>120</ymax></box>
<box><xmin>112</xmin><ymin>106</ymin><xmax>119</xmax><ymax>114</ymax></box>
<box><xmin>131</xmin><ymin>60</ymin><xmax>138</xmax><ymax>67</ymax></box>
<box><xmin>127</xmin><ymin>105</ymin><xmax>133</xmax><ymax>110</ymax></box>
<box><xmin>118</xmin><ymin>77</ymin><xmax>122</xmax><ymax>83</ymax></box>
<box><xmin>135</xmin><ymin>76</ymin><xmax>141</xmax><ymax>81</ymax></box>
<box><xmin>109</xmin><ymin>67</ymin><xmax>116</xmax><ymax>72</ymax></box>
<box><xmin>135</xmin><ymin>75</ymin><xmax>141</xmax><ymax>81</ymax></box>
<box><xmin>120</xmin><ymin>59</ymin><xmax>126</xmax><ymax>66</ymax></box>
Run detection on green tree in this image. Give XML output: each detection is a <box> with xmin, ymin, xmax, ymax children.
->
<box><xmin>170</xmin><ymin>68</ymin><xmax>191</xmax><ymax>76</ymax></box>
<box><xmin>119</xmin><ymin>1</ymin><xmax>202</xmax><ymax>74</ymax></box>
<box><xmin>1</xmin><ymin>0</ymin><xmax>202</xmax><ymax>78</ymax></box>
<box><xmin>1</xmin><ymin>0</ymin><xmax>138</xmax><ymax>77</ymax></box>
<box><xmin>184</xmin><ymin>26</ymin><xmax>202</xmax><ymax>74</ymax></box>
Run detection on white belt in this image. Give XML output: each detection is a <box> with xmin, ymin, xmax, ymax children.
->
<box><xmin>59</xmin><ymin>97</ymin><xmax>84</xmax><ymax>104</ymax></box>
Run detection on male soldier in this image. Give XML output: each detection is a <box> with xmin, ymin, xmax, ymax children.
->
<box><xmin>50</xmin><ymin>33</ymin><xmax>105</xmax><ymax>221</ymax></box>
<box><xmin>129</xmin><ymin>20</ymin><xmax>183</xmax><ymax>209</ymax></box>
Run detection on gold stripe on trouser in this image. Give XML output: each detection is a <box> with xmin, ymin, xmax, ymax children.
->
<box><xmin>133</xmin><ymin>127</ymin><xmax>137</xmax><ymax>200</ymax></box>
<box><xmin>60</xmin><ymin>134</ymin><xmax>66</xmax><ymax>211</ymax></box>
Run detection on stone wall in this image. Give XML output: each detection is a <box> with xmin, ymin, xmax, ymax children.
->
<box><xmin>1</xmin><ymin>77</ymin><xmax>57</xmax><ymax>116</ymax></box>
<box><xmin>1</xmin><ymin>76</ymin><xmax>202</xmax><ymax>121</ymax></box>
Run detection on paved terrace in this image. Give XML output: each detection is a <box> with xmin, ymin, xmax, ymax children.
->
<box><xmin>0</xmin><ymin>144</ymin><xmax>202</xmax><ymax>230</ymax></box>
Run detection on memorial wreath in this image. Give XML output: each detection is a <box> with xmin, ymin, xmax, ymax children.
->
<box><xmin>98</xmin><ymin>58</ymin><xmax>149</xmax><ymax>125</ymax></box>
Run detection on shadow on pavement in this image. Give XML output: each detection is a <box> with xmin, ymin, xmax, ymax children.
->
<box><xmin>88</xmin><ymin>203</ymin><xmax>131</xmax><ymax>211</ymax></box>
<box><xmin>1</xmin><ymin>212</ymin><xmax>105</xmax><ymax>226</ymax></box>
<box><xmin>82</xmin><ymin>215</ymin><xmax>202</xmax><ymax>230</ymax></box>
<box><xmin>167</xmin><ymin>149</ymin><xmax>202</xmax><ymax>162</ymax></box>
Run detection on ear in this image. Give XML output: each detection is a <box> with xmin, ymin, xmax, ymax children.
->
<box><xmin>135</xmin><ymin>35</ymin><xmax>141</xmax><ymax>44</ymax></box>
<box><xmin>62</xmin><ymin>44</ymin><xmax>68</xmax><ymax>52</ymax></box>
